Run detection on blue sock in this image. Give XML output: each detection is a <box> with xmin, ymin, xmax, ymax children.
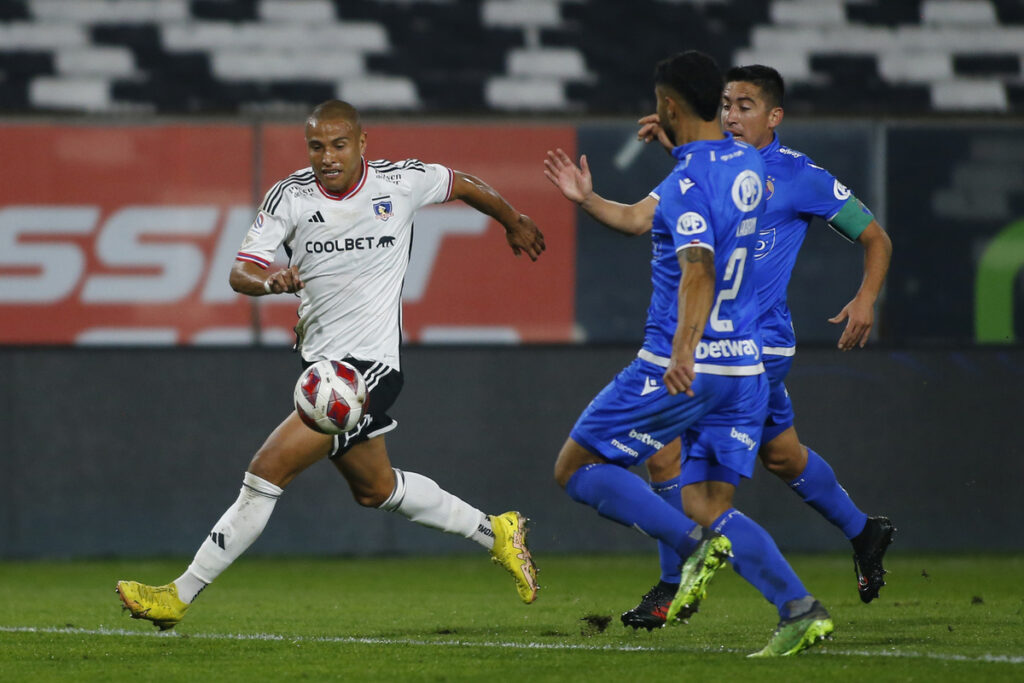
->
<box><xmin>651</xmin><ymin>476</ymin><xmax>684</xmax><ymax>584</ymax></box>
<box><xmin>713</xmin><ymin>508</ymin><xmax>809</xmax><ymax>618</ymax></box>
<box><xmin>566</xmin><ymin>464</ymin><xmax>700</xmax><ymax>559</ymax></box>
<box><xmin>788</xmin><ymin>449</ymin><xmax>868</xmax><ymax>539</ymax></box>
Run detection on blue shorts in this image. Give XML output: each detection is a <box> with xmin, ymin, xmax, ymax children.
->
<box><xmin>763</xmin><ymin>354</ymin><xmax>795</xmax><ymax>444</ymax></box>
<box><xmin>570</xmin><ymin>357</ymin><xmax>768</xmax><ymax>479</ymax></box>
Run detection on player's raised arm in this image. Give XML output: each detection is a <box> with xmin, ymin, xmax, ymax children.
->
<box><xmin>449</xmin><ymin>170</ymin><xmax>545</xmax><ymax>261</ymax></box>
<box><xmin>543</xmin><ymin>147</ymin><xmax>656</xmax><ymax>236</ymax></box>
<box><xmin>828</xmin><ymin>219</ymin><xmax>892</xmax><ymax>350</ymax></box>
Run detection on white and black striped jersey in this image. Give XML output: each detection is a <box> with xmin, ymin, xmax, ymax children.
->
<box><xmin>237</xmin><ymin>157</ymin><xmax>454</xmax><ymax>370</ymax></box>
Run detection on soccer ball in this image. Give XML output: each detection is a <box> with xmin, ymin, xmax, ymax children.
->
<box><xmin>293</xmin><ymin>360</ymin><xmax>368</xmax><ymax>434</ymax></box>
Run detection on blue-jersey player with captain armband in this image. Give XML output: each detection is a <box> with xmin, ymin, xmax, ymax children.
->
<box><xmin>548</xmin><ymin>51</ymin><xmax>834</xmax><ymax>657</ymax></box>
<box><xmin>610</xmin><ymin>65</ymin><xmax>894</xmax><ymax>633</ymax></box>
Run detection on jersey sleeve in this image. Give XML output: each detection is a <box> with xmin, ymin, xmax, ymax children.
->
<box><xmin>407</xmin><ymin>160</ymin><xmax>454</xmax><ymax>208</ymax></box>
<box><xmin>795</xmin><ymin>161</ymin><xmax>874</xmax><ymax>241</ymax></box>
<box><xmin>659</xmin><ymin>174</ymin><xmax>716</xmax><ymax>254</ymax></box>
<box><xmin>236</xmin><ymin>183</ymin><xmax>294</xmax><ymax>269</ymax></box>
<box><xmin>792</xmin><ymin>161</ymin><xmax>855</xmax><ymax>222</ymax></box>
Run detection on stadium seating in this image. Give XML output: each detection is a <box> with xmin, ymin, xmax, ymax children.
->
<box><xmin>0</xmin><ymin>0</ymin><xmax>1021</xmax><ymax>114</ymax></box>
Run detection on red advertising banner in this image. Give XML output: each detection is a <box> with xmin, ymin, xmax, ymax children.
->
<box><xmin>0</xmin><ymin>122</ymin><xmax>576</xmax><ymax>346</ymax></box>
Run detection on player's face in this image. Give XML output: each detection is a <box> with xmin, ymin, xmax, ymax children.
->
<box><xmin>306</xmin><ymin>117</ymin><xmax>367</xmax><ymax>194</ymax></box>
<box><xmin>721</xmin><ymin>81</ymin><xmax>780</xmax><ymax>150</ymax></box>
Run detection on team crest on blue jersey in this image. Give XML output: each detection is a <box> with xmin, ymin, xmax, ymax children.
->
<box><xmin>372</xmin><ymin>198</ymin><xmax>393</xmax><ymax>221</ymax></box>
<box><xmin>765</xmin><ymin>176</ymin><xmax>775</xmax><ymax>200</ymax></box>
<box><xmin>754</xmin><ymin>227</ymin><xmax>776</xmax><ymax>260</ymax></box>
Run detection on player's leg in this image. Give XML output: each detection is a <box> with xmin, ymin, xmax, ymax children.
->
<box><xmin>556</xmin><ymin>437</ymin><xmax>703</xmax><ymax>562</ymax></box>
<box><xmin>334</xmin><ymin>435</ymin><xmax>538</xmax><ymax>603</ymax></box>
<box><xmin>677</xmin><ymin>409</ymin><xmax>833</xmax><ymax>655</ymax></box>
<box><xmin>116</xmin><ymin>411</ymin><xmax>332</xmax><ymax>629</ymax></box>
<box><xmin>681</xmin><ymin>476</ymin><xmax>810</xmax><ymax>615</ymax></box>
<box><xmin>621</xmin><ymin>441</ymin><xmax>685</xmax><ymax>630</ymax></box>
<box><xmin>335</xmin><ymin>435</ymin><xmax>493</xmax><ymax>544</ymax></box>
<box><xmin>760</xmin><ymin>359</ymin><xmax>893</xmax><ymax>602</ymax></box>
<box><xmin>558</xmin><ymin>357</ymin><xmax>723</xmax><ymax>570</ymax></box>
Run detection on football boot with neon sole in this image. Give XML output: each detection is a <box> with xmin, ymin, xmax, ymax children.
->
<box><xmin>748</xmin><ymin>600</ymin><xmax>834</xmax><ymax>657</ymax></box>
<box><xmin>489</xmin><ymin>511</ymin><xmax>539</xmax><ymax>604</ymax></box>
<box><xmin>666</xmin><ymin>531</ymin><xmax>732</xmax><ymax>623</ymax></box>
<box><xmin>116</xmin><ymin>580</ymin><xmax>189</xmax><ymax>631</ymax></box>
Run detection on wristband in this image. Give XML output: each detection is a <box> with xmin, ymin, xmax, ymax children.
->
<box><xmin>263</xmin><ymin>278</ymin><xmax>273</xmax><ymax>294</ymax></box>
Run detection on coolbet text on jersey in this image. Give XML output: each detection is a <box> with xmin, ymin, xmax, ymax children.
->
<box><xmin>236</xmin><ymin>158</ymin><xmax>454</xmax><ymax>371</ymax></box>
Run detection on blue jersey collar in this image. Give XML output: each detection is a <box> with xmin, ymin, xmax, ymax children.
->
<box><xmin>760</xmin><ymin>133</ymin><xmax>781</xmax><ymax>157</ymax></box>
<box><xmin>671</xmin><ymin>132</ymin><xmax>735</xmax><ymax>161</ymax></box>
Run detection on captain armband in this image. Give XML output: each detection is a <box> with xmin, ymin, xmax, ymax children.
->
<box><xmin>827</xmin><ymin>196</ymin><xmax>874</xmax><ymax>242</ymax></box>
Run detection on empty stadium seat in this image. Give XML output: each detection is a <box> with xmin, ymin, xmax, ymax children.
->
<box><xmin>0</xmin><ymin>0</ymin><xmax>1020</xmax><ymax>114</ymax></box>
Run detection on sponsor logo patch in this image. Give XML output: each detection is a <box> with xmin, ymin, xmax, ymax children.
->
<box><xmin>628</xmin><ymin>428</ymin><xmax>664</xmax><ymax>451</ymax></box>
<box><xmin>731</xmin><ymin>170</ymin><xmax>763</xmax><ymax>213</ymax></box>
<box><xmin>833</xmin><ymin>179</ymin><xmax>852</xmax><ymax>200</ymax></box>
<box><xmin>730</xmin><ymin>427</ymin><xmax>757</xmax><ymax>451</ymax></box>
<box><xmin>676</xmin><ymin>212</ymin><xmax>708</xmax><ymax>236</ymax></box>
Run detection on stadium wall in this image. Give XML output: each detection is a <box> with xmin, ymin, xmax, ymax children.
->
<box><xmin>3</xmin><ymin>119</ymin><xmax>1023</xmax><ymax>347</ymax></box>
<box><xmin>1</xmin><ymin>345</ymin><xmax>1021</xmax><ymax>559</ymax></box>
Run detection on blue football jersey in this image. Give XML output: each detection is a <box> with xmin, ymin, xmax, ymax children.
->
<box><xmin>643</xmin><ymin>134</ymin><xmax>766</xmax><ymax>373</ymax></box>
<box><xmin>754</xmin><ymin>135</ymin><xmax>873</xmax><ymax>352</ymax></box>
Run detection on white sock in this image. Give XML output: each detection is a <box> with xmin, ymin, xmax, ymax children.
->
<box><xmin>379</xmin><ymin>468</ymin><xmax>495</xmax><ymax>550</ymax></box>
<box><xmin>174</xmin><ymin>472</ymin><xmax>283</xmax><ymax>603</ymax></box>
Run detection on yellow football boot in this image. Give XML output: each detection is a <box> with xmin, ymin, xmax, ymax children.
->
<box><xmin>489</xmin><ymin>511</ymin><xmax>539</xmax><ymax>604</ymax></box>
<box><xmin>115</xmin><ymin>580</ymin><xmax>189</xmax><ymax>631</ymax></box>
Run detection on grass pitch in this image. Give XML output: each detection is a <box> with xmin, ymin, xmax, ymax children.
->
<box><xmin>1</xmin><ymin>553</ymin><xmax>1021</xmax><ymax>682</ymax></box>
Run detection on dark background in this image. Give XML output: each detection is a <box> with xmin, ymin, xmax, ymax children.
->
<box><xmin>2</xmin><ymin>345</ymin><xmax>1021</xmax><ymax>558</ymax></box>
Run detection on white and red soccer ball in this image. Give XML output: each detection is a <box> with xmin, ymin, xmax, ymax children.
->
<box><xmin>293</xmin><ymin>360</ymin><xmax>368</xmax><ymax>434</ymax></box>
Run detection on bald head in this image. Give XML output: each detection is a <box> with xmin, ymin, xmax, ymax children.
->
<box><xmin>307</xmin><ymin>99</ymin><xmax>361</xmax><ymax>130</ymax></box>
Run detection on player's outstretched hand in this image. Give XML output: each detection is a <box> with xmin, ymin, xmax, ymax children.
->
<box><xmin>637</xmin><ymin>113</ymin><xmax>673</xmax><ymax>152</ymax></box>
<box><xmin>265</xmin><ymin>265</ymin><xmax>304</xmax><ymax>294</ymax></box>
<box><xmin>505</xmin><ymin>214</ymin><xmax>546</xmax><ymax>261</ymax></box>
<box><xmin>829</xmin><ymin>297</ymin><xmax>874</xmax><ymax>350</ymax></box>
<box><xmin>543</xmin><ymin>149</ymin><xmax>592</xmax><ymax>205</ymax></box>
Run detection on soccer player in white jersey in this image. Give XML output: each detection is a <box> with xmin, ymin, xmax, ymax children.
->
<box><xmin>116</xmin><ymin>100</ymin><xmax>544</xmax><ymax>630</ymax></box>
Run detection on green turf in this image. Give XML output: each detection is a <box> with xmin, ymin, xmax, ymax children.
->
<box><xmin>1</xmin><ymin>554</ymin><xmax>1021</xmax><ymax>681</ymax></box>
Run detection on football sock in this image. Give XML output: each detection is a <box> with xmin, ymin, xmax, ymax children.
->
<box><xmin>379</xmin><ymin>468</ymin><xmax>494</xmax><ymax>550</ymax></box>
<box><xmin>179</xmin><ymin>471</ymin><xmax>283</xmax><ymax>601</ymax></box>
<box><xmin>712</xmin><ymin>508</ymin><xmax>809</xmax><ymax>618</ymax></box>
<box><xmin>787</xmin><ymin>449</ymin><xmax>867</xmax><ymax>539</ymax></box>
<box><xmin>651</xmin><ymin>476</ymin><xmax>685</xmax><ymax>583</ymax></box>
<box><xmin>566</xmin><ymin>463</ymin><xmax>700</xmax><ymax>559</ymax></box>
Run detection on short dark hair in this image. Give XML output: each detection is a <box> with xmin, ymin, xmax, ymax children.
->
<box><xmin>725</xmin><ymin>65</ymin><xmax>785</xmax><ymax>108</ymax></box>
<box><xmin>653</xmin><ymin>51</ymin><xmax>723</xmax><ymax>122</ymax></box>
<box><xmin>308</xmin><ymin>99</ymin><xmax>361</xmax><ymax>128</ymax></box>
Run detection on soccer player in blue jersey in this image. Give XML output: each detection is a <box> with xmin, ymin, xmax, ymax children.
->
<box><xmin>623</xmin><ymin>65</ymin><xmax>895</xmax><ymax>630</ymax></box>
<box><xmin>550</xmin><ymin>64</ymin><xmax>894</xmax><ymax>634</ymax></box>
<box><xmin>548</xmin><ymin>51</ymin><xmax>833</xmax><ymax>657</ymax></box>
